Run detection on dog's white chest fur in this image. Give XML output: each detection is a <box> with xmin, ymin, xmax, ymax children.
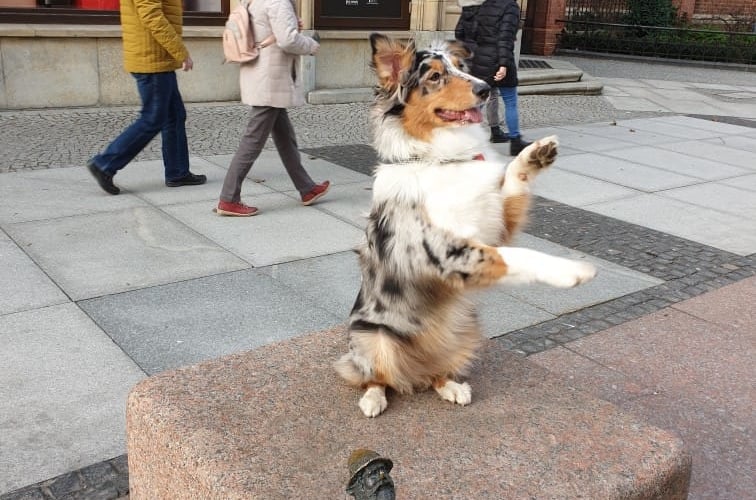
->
<box><xmin>373</xmin><ymin>160</ymin><xmax>506</xmax><ymax>244</ymax></box>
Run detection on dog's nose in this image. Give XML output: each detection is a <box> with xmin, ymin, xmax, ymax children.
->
<box><xmin>473</xmin><ymin>81</ymin><xmax>490</xmax><ymax>100</ymax></box>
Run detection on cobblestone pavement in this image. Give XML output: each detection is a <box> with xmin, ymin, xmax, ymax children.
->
<box><xmin>1</xmin><ymin>59</ymin><xmax>754</xmax><ymax>500</ymax></box>
<box><xmin>0</xmin><ymin>95</ymin><xmax>659</xmax><ymax>173</ymax></box>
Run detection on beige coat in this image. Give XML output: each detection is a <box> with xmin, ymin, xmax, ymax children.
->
<box><xmin>240</xmin><ymin>0</ymin><xmax>319</xmax><ymax>108</ymax></box>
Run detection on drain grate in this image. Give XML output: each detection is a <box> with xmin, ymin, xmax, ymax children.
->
<box><xmin>519</xmin><ymin>59</ymin><xmax>552</xmax><ymax>69</ymax></box>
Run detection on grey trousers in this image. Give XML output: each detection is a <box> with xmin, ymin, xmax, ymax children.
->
<box><xmin>220</xmin><ymin>106</ymin><xmax>315</xmax><ymax>203</ymax></box>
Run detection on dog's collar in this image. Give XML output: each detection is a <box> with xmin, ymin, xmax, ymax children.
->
<box><xmin>398</xmin><ymin>153</ymin><xmax>486</xmax><ymax>164</ymax></box>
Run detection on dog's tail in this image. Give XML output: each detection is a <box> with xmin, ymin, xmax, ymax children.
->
<box><xmin>334</xmin><ymin>352</ymin><xmax>372</xmax><ymax>388</ymax></box>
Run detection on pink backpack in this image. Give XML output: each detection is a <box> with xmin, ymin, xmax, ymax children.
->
<box><xmin>222</xmin><ymin>0</ymin><xmax>274</xmax><ymax>64</ymax></box>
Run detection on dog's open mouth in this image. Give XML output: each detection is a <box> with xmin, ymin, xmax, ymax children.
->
<box><xmin>435</xmin><ymin>107</ymin><xmax>483</xmax><ymax>124</ymax></box>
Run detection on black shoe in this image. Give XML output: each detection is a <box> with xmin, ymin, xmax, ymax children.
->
<box><xmin>86</xmin><ymin>160</ymin><xmax>120</xmax><ymax>195</ymax></box>
<box><xmin>490</xmin><ymin>127</ymin><xmax>510</xmax><ymax>143</ymax></box>
<box><xmin>510</xmin><ymin>136</ymin><xmax>532</xmax><ymax>156</ymax></box>
<box><xmin>166</xmin><ymin>172</ymin><xmax>207</xmax><ymax>187</ymax></box>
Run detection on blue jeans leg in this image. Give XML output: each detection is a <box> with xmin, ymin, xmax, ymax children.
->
<box><xmin>93</xmin><ymin>72</ymin><xmax>188</xmax><ymax>180</ymax></box>
<box><xmin>498</xmin><ymin>86</ymin><xmax>520</xmax><ymax>138</ymax></box>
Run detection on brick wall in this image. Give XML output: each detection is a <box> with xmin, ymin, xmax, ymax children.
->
<box><xmin>694</xmin><ymin>0</ymin><xmax>754</xmax><ymax>16</ymax></box>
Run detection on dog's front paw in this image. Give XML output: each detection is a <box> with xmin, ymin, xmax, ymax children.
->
<box><xmin>359</xmin><ymin>386</ymin><xmax>388</xmax><ymax>417</ymax></box>
<box><xmin>435</xmin><ymin>381</ymin><xmax>472</xmax><ymax>406</ymax></box>
<box><xmin>525</xmin><ymin>135</ymin><xmax>559</xmax><ymax>172</ymax></box>
<box><xmin>539</xmin><ymin>258</ymin><xmax>597</xmax><ymax>288</ymax></box>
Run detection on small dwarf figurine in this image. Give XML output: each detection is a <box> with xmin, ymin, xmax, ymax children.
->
<box><xmin>346</xmin><ymin>448</ymin><xmax>395</xmax><ymax>500</ymax></box>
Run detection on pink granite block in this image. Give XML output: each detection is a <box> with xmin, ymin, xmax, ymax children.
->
<box><xmin>127</xmin><ymin>327</ymin><xmax>690</xmax><ymax>499</ymax></box>
<box><xmin>532</xmin><ymin>288</ymin><xmax>756</xmax><ymax>499</ymax></box>
<box><xmin>671</xmin><ymin>275</ymin><xmax>756</xmax><ymax>331</ymax></box>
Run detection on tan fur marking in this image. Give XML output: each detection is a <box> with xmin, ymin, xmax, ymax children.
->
<box><xmin>403</xmin><ymin>74</ymin><xmax>481</xmax><ymax>141</ymax></box>
<box><xmin>504</xmin><ymin>194</ymin><xmax>531</xmax><ymax>242</ymax></box>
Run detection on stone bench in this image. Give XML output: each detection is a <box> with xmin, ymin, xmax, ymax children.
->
<box><xmin>126</xmin><ymin>326</ymin><xmax>691</xmax><ymax>499</ymax></box>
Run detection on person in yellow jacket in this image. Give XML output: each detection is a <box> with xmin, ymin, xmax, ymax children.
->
<box><xmin>87</xmin><ymin>0</ymin><xmax>206</xmax><ymax>195</ymax></box>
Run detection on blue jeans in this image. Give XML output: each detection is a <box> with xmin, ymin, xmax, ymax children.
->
<box><xmin>93</xmin><ymin>72</ymin><xmax>189</xmax><ymax>181</ymax></box>
<box><xmin>486</xmin><ymin>86</ymin><xmax>521</xmax><ymax>139</ymax></box>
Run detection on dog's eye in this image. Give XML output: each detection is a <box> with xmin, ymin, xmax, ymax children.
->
<box><xmin>428</xmin><ymin>72</ymin><xmax>441</xmax><ymax>82</ymax></box>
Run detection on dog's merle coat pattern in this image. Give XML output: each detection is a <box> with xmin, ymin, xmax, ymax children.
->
<box><xmin>335</xmin><ymin>34</ymin><xmax>596</xmax><ymax>417</ymax></box>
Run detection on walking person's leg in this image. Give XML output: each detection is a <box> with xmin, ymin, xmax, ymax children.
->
<box><xmin>160</xmin><ymin>72</ymin><xmax>205</xmax><ymax>187</ymax></box>
<box><xmin>487</xmin><ymin>92</ymin><xmax>508</xmax><ymax>143</ymax></box>
<box><xmin>500</xmin><ymin>86</ymin><xmax>531</xmax><ymax>155</ymax></box>
<box><xmin>270</xmin><ymin>109</ymin><xmax>330</xmax><ymax>206</ymax></box>
<box><xmin>217</xmin><ymin>106</ymin><xmax>278</xmax><ymax>216</ymax></box>
<box><xmin>87</xmin><ymin>72</ymin><xmax>167</xmax><ymax>194</ymax></box>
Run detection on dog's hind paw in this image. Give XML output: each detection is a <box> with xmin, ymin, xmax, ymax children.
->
<box><xmin>359</xmin><ymin>385</ymin><xmax>388</xmax><ymax>417</ymax></box>
<box><xmin>435</xmin><ymin>380</ymin><xmax>472</xmax><ymax>406</ymax></box>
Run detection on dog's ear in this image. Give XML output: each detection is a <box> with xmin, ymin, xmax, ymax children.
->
<box><xmin>369</xmin><ymin>32</ymin><xmax>415</xmax><ymax>92</ymax></box>
<box><xmin>446</xmin><ymin>40</ymin><xmax>472</xmax><ymax>63</ymax></box>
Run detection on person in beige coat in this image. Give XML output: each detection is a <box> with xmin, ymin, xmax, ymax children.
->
<box><xmin>217</xmin><ymin>0</ymin><xmax>329</xmax><ymax>216</ymax></box>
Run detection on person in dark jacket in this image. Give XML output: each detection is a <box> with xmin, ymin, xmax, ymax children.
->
<box><xmin>455</xmin><ymin>0</ymin><xmax>531</xmax><ymax>155</ymax></box>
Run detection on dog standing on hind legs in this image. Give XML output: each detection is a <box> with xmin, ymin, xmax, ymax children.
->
<box><xmin>334</xmin><ymin>33</ymin><xmax>597</xmax><ymax>417</ymax></box>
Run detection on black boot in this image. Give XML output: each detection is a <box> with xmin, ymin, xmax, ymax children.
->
<box><xmin>489</xmin><ymin>127</ymin><xmax>510</xmax><ymax>143</ymax></box>
<box><xmin>509</xmin><ymin>136</ymin><xmax>532</xmax><ymax>156</ymax></box>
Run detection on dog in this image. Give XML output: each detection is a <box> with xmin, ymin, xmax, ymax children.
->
<box><xmin>334</xmin><ymin>33</ymin><xmax>597</xmax><ymax>417</ymax></box>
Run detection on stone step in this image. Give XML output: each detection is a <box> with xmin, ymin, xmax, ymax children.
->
<box><xmin>307</xmin><ymin>67</ymin><xmax>601</xmax><ymax>104</ymax></box>
<box><xmin>127</xmin><ymin>327</ymin><xmax>691</xmax><ymax>499</ymax></box>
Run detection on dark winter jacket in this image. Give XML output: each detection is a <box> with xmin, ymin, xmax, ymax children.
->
<box><xmin>455</xmin><ymin>0</ymin><xmax>520</xmax><ymax>88</ymax></box>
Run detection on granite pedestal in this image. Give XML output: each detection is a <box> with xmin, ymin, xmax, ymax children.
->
<box><xmin>126</xmin><ymin>327</ymin><xmax>691</xmax><ymax>499</ymax></box>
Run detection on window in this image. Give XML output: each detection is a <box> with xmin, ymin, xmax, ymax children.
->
<box><xmin>0</xmin><ymin>0</ymin><xmax>229</xmax><ymax>25</ymax></box>
<box><xmin>314</xmin><ymin>0</ymin><xmax>410</xmax><ymax>30</ymax></box>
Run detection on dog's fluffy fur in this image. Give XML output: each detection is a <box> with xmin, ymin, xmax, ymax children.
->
<box><xmin>334</xmin><ymin>33</ymin><xmax>597</xmax><ymax>417</ymax></box>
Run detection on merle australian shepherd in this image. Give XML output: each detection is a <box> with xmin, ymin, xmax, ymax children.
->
<box><xmin>335</xmin><ymin>33</ymin><xmax>597</xmax><ymax>417</ymax></box>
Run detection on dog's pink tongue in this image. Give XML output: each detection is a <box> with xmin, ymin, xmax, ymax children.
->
<box><xmin>437</xmin><ymin>108</ymin><xmax>483</xmax><ymax>123</ymax></box>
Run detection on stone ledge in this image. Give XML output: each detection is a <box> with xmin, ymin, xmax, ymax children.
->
<box><xmin>127</xmin><ymin>326</ymin><xmax>691</xmax><ymax>499</ymax></box>
<box><xmin>0</xmin><ymin>23</ymin><xmax>222</xmax><ymax>38</ymax></box>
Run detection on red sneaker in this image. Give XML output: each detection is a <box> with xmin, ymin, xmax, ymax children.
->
<box><xmin>216</xmin><ymin>200</ymin><xmax>259</xmax><ymax>217</ymax></box>
<box><xmin>301</xmin><ymin>181</ymin><xmax>330</xmax><ymax>206</ymax></box>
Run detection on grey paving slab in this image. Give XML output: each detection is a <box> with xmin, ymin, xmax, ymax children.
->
<box><xmin>259</xmin><ymin>251</ymin><xmax>361</xmax><ymax>318</ymax></box>
<box><xmin>653</xmin><ymin>115</ymin><xmax>756</xmax><ymax>136</ymax></box>
<box><xmin>0</xmin><ymin>303</ymin><xmax>145</xmax><ymax>494</ymax></box>
<box><xmin>0</xmin><ymin>232</ymin><xmax>68</xmax><ymax>315</ymax></box>
<box><xmin>312</xmin><ymin>179</ymin><xmax>373</xmax><ymax>228</ymax></box>
<box><xmin>562</xmin><ymin>122</ymin><xmax>681</xmax><ymax>146</ymax></box>
<box><xmin>556</xmin><ymin>152</ymin><xmax>701</xmax><ymax>192</ymax></box>
<box><xmin>5</xmin><ymin>207</ymin><xmax>250</xmax><ymax>300</ymax></box>
<box><xmin>704</xmin><ymin>134</ymin><xmax>756</xmax><ymax>154</ymax></box>
<box><xmin>525</xmin><ymin>125</ymin><xmax>640</xmax><ymax>153</ymax></box>
<box><xmin>659</xmin><ymin>183</ymin><xmax>756</xmax><ymax>218</ymax></box>
<box><xmin>112</xmin><ymin>157</ymin><xmax>263</xmax><ymax>206</ymax></box>
<box><xmin>0</xmin><ymin>167</ymin><xmax>147</xmax><ymax>225</ymax></box>
<box><xmin>611</xmin><ymin>118</ymin><xmax>724</xmax><ymax>140</ymax></box>
<box><xmin>472</xmin><ymin>288</ymin><xmax>556</xmax><ymax>338</ymax></box>
<box><xmin>78</xmin><ymin>269</ymin><xmax>342</xmax><ymax>374</ymax></box>
<box><xmin>658</xmin><ymin>140</ymin><xmax>756</xmax><ymax>170</ymax></box>
<box><xmin>533</xmin><ymin>167</ymin><xmax>640</xmax><ymax>207</ymax></box>
<box><xmin>505</xmin><ymin>234</ymin><xmax>664</xmax><ymax>315</ymax></box>
<box><xmin>602</xmin><ymin>95</ymin><xmax>670</xmax><ymax>113</ymax></box>
<box><xmin>721</xmin><ymin>173</ymin><xmax>756</xmax><ymax>192</ymax></box>
<box><xmin>603</xmin><ymin>146</ymin><xmax>750</xmax><ymax>181</ymax></box>
<box><xmin>162</xmin><ymin>192</ymin><xmax>363</xmax><ymax>267</ymax></box>
<box><xmin>204</xmin><ymin>150</ymin><xmax>369</xmax><ymax>193</ymax></box>
<box><xmin>586</xmin><ymin>193</ymin><xmax>756</xmax><ymax>256</ymax></box>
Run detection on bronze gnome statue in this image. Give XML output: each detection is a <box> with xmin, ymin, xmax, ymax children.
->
<box><xmin>346</xmin><ymin>448</ymin><xmax>395</xmax><ymax>500</ymax></box>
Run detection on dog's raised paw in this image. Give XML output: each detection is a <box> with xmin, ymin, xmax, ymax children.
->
<box><xmin>359</xmin><ymin>386</ymin><xmax>388</xmax><ymax>417</ymax></box>
<box><xmin>435</xmin><ymin>381</ymin><xmax>472</xmax><ymax>406</ymax></box>
<box><xmin>526</xmin><ymin>135</ymin><xmax>559</xmax><ymax>171</ymax></box>
<box><xmin>540</xmin><ymin>258</ymin><xmax>597</xmax><ymax>288</ymax></box>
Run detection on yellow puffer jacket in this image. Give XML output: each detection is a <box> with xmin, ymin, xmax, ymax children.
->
<box><xmin>121</xmin><ymin>0</ymin><xmax>188</xmax><ymax>73</ymax></box>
